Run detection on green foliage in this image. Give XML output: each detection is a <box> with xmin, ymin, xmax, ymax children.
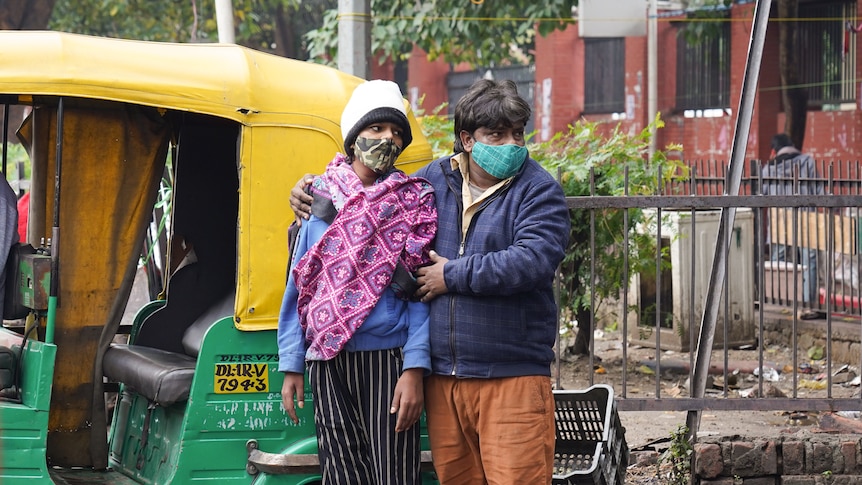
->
<box><xmin>413</xmin><ymin>99</ymin><xmax>454</xmax><ymax>159</ymax></box>
<box><xmin>49</xmin><ymin>0</ymin><xmax>334</xmax><ymax>60</ymax></box>
<box><xmin>305</xmin><ymin>0</ymin><xmax>575</xmax><ymax>67</ymax></box>
<box><xmin>229</xmin><ymin>0</ymin><xmax>336</xmax><ymax>57</ymax></box>
<box><xmin>303</xmin><ymin>8</ymin><xmax>339</xmax><ymax>65</ymax></box>
<box><xmin>659</xmin><ymin>425</ymin><xmax>693</xmax><ymax>485</ymax></box>
<box><xmin>678</xmin><ymin>0</ymin><xmax>733</xmax><ymax>44</ymax></box>
<box><xmin>531</xmin><ymin>115</ymin><xmax>686</xmax><ymax>318</ymax></box>
<box><xmin>50</xmin><ymin>0</ymin><xmax>213</xmax><ymax>42</ymax></box>
<box><xmin>3</xmin><ymin>143</ymin><xmax>30</xmax><ymax>188</ymax></box>
<box><xmin>49</xmin><ymin>0</ymin><xmax>575</xmax><ymax>66</ymax></box>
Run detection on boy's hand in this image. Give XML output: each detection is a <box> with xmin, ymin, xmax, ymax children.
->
<box><xmin>390</xmin><ymin>368</ymin><xmax>424</xmax><ymax>432</ymax></box>
<box><xmin>416</xmin><ymin>251</ymin><xmax>449</xmax><ymax>302</ymax></box>
<box><xmin>281</xmin><ymin>372</ymin><xmax>306</xmax><ymax>424</ymax></box>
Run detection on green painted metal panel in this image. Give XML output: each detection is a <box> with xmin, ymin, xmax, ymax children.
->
<box><xmin>107</xmin><ymin>318</ymin><xmax>318</xmax><ymax>485</ymax></box>
<box><xmin>103</xmin><ymin>312</ymin><xmax>438</xmax><ymax>484</ymax></box>
<box><xmin>0</xmin><ymin>331</ymin><xmax>56</xmax><ymax>485</ymax></box>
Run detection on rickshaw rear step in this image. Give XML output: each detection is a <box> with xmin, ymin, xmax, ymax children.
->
<box><xmin>552</xmin><ymin>384</ymin><xmax>628</xmax><ymax>485</ymax></box>
<box><xmin>244</xmin><ymin>440</ymin><xmax>435</xmax><ymax>475</ymax></box>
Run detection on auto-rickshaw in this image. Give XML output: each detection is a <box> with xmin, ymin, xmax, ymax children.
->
<box><xmin>0</xmin><ymin>31</ymin><xmax>436</xmax><ymax>484</ymax></box>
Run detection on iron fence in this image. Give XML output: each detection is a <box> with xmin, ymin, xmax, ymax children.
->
<box><xmin>559</xmin><ymin>158</ymin><xmax>862</xmax><ymax>418</ymax></box>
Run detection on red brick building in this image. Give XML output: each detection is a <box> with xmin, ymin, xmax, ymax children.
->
<box><xmin>403</xmin><ymin>0</ymin><xmax>862</xmax><ymax>165</ymax></box>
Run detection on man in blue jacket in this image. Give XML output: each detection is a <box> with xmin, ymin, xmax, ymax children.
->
<box><xmin>290</xmin><ymin>79</ymin><xmax>570</xmax><ymax>483</ymax></box>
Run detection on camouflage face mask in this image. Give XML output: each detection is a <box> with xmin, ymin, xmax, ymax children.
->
<box><xmin>354</xmin><ymin>136</ymin><xmax>403</xmax><ymax>174</ymax></box>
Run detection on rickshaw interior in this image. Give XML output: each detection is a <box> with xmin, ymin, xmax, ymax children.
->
<box><xmin>0</xmin><ymin>96</ymin><xmax>248</xmax><ymax>479</ymax></box>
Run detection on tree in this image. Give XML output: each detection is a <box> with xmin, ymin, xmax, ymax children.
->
<box><xmin>0</xmin><ymin>0</ymin><xmax>56</xmax><ymax>30</ymax></box>
<box><xmin>50</xmin><ymin>0</ymin><xmax>207</xmax><ymax>42</ymax></box>
<box><xmin>776</xmin><ymin>0</ymin><xmax>807</xmax><ymax>150</ymax></box>
<box><xmin>47</xmin><ymin>0</ymin><xmax>334</xmax><ymax>60</ymax></box>
<box><xmin>305</xmin><ymin>0</ymin><xmax>575</xmax><ymax>67</ymax></box>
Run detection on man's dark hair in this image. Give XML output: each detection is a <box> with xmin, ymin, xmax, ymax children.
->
<box><xmin>452</xmin><ymin>79</ymin><xmax>531</xmax><ymax>153</ymax></box>
<box><xmin>771</xmin><ymin>133</ymin><xmax>794</xmax><ymax>152</ymax></box>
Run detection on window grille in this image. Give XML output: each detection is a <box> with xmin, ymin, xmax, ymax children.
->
<box><xmin>584</xmin><ymin>38</ymin><xmax>625</xmax><ymax>114</ymax></box>
<box><xmin>675</xmin><ymin>18</ymin><xmax>731</xmax><ymax>110</ymax></box>
<box><xmin>798</xmin><ymin>0</ymin><xmax>857</xmax><ymax>107</ymax></box>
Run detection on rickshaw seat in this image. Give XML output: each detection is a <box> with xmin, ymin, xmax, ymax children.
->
<box><xmin>103</xmin><ymin>345</ymin><xmax>195</xmax><ymax>407</ymax></box>
<box><xmin>182</xmin><ymin>291</ymin><xmax>234</xmax><ymax>357</ymax></box>
<box><xmin>133</xmin><ymin>261</ymin><xmax>230</xmax><ymax>354</ymax></box>
<box><xmin>103</xmin><ymin>292</ymin><xmax>235</xmax><ymax>407</ymax></box>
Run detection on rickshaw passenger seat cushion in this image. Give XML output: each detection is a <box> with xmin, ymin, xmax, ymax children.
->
<box><xmin>135</xmin><ymin>262</ymin><xmax>233</xmax><ymax>354</ymax></box>
<box><xmin>0</xmin><ymin>345</ymin><xmax>15</xmax><ymax>390</ymax></box>
<box><xmin>103</xmin><ymin>344</ymin><xmax>196</xmax><ymax>407</ymax></box>
<box><xmin>182</xmin><ymin>291</ymin><xmax>235</xmax><ymax>358</ymax></box>
<box><xmin>104</xmin><ymin>290</ymin><xmax>234</xmax><ymax>406</ymax></box>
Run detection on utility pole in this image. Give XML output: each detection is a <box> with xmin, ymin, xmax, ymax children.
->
<box><xmin>215</xmin><ymin>0</ymin><xmax>236</xmax><ymax>44</ymax></box>
<box><xmin>685</xmin><ymin>0</ymin><xmax>771</xmax><ymax>443</ymax></box>
<box><xmin>337</xmin><ymin>0</ymin><xmax>371</xmax><ymax>78</ymax></box>
<box><xmin>647</xmin><ymin>0</ymin><xmax>657</xmax><ymax>159</ymax></box>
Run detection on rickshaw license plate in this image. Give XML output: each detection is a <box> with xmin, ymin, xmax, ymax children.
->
<box><xmin>214</xmin><ymin>363</ymin><xmax>270</xmax><ymax>394</ymax></box>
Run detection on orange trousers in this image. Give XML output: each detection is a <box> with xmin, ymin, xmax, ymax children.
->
<box><xmin>424</xmin><ymin>374</ymin><xmax>555</xmax><ymax>484</ymax></box>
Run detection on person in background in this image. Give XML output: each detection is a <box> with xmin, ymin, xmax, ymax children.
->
<box><xmin>15</xmin><ymin>191</ymin><xmax>27</xmax><ymax>243</ymax></box>
<box><xmin>291</xmin><ymin>78</ymin><xmax>571</xmax><ymax>484</ymax></box>
<box><xmin>0</xmin><ymin>179</ymin><xmax>18</xmax><ymax>320</ymax></box>
<box><xmin>763</xmin><ymin>133</ymin><xmax>824</xmax><ymax>320</ymax></box>
<box><xmin>278</xmin><ymin>80</ymin><xmax>437</xmax><ymax>485</ymax></box>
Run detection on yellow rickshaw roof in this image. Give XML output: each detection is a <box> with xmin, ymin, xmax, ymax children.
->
<box><xmin>0</xmin><ymin>30</ymin><xmax>359</xmax><ymax>124</ymax></box>
<box><xmin>1</xmin><ymin>31</ymin><xmax>434</xmax><ymax>333</ymax></box>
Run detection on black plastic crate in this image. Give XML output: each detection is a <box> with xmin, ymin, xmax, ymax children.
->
<box><xmin>552</xmin><ymin>384</ymin><xmax>628</xmax><ymax>485</ymax></box>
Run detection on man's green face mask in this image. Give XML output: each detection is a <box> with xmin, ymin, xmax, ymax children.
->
<box><xmin>471</xmin><ymin>142</ymin><xmax>528</xmax><ymax>179</ymax></box>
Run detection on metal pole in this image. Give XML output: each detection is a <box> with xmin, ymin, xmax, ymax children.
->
<box><xmin>337</xmin><ymin>0</ymin><xmax>371</xmax><ymax>78</ymax></box>
<box><xmin>215</xmin><ymin>0</ymin><xmax>236</xmax><ymax>44</ymax></box>
<box><xmin>647</xmin><ymin>0</ymin><xmax>658</xmax><ymax>158</ymax></box>
<box><xmin>46</xmin><ymin>98</ymin><xmax>66</xmax><ymax>345</ymax></box>
<box><xmin>686</xmin><ymin>0</ymin><xmax>772</xmax><ymax>441</ymax></box>
<box><xmin>2</xmin><ymin>104</ymin><xmax>8</xmax><ymax>177</ymax></box>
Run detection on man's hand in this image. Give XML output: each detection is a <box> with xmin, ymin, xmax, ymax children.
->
<box><xmin>289</xmin><ymin>174</ymin><xmax>315</xmax><ymax>225</ymax></box>
<box><xmin>281</xmin><ymin>372</ymin><xmax>305</xmax><ymax>424</ymax></box>
<box><xmin>390</xmin><ymin>368</ymin><xmax>424</xmax><ymax>432</ymax></box>
<box><xmin>415</xmin><ymin>250</ymin><xmax>449</xmax><ymax>302</ymax></box>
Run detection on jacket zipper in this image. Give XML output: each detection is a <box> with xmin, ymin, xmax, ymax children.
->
<box><xmin>446</xmin><ymin>170</ymin><xmax>463</xmax><ymax>376</ymax></box>
<box><xmin>444</xmin><ymin>167</ymin><xmax>512</xmax><ymax>376</ymax></box>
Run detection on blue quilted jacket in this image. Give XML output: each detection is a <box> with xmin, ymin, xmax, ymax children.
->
<box><xmin>413</xmin><ymin>154</ymin><xmax>570</xmax><ymax>378</ymax></box>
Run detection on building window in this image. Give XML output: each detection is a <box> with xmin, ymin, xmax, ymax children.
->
<box><xmin>584</xmin><ymin>38</ymin><xmax>625</xmax><ymax>114</ymax></box>
<box><xmin>798</xmin><ymin>0</ymin><xmax>857</xmax><ymax>107</ymax></box>
<box><xmin>675</xmin><ymin>16</ymin><xmax>730</xmax><ymax>111</ymax></box>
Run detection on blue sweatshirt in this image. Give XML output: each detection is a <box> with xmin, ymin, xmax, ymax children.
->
<box><xmin>277</xmin><ymin>212</ymin><xmax>431</xmax><ymax>374</ymax></box>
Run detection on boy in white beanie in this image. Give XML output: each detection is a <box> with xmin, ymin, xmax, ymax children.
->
<box><xmin>277</xmin><ymin>80</ymin><xmax>437</xmax><ymax>484</ymax></box>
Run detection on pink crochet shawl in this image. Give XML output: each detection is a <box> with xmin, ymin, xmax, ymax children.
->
<box><xmin>293</xmin><ymin>154</ymin><xmax>437</xmax><ymax>360</ymax></box>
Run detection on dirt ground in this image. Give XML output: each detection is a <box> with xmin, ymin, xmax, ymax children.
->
<box><xmin>553</xmin><ymin>328</ymin><xmax>861</xmax><ymax>484</ymax></box>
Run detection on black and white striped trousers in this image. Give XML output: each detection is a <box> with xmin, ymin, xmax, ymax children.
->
<box><xmin>308</xmin><ymin>348</ymin><xmax>421</xmax><ymax>485</ymax></box>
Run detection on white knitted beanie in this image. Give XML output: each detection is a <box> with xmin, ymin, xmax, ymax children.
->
<box><xmin>340</xmin><ymin>80</ymin><xmax>412</xmax><ymax>157</ymax></box>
